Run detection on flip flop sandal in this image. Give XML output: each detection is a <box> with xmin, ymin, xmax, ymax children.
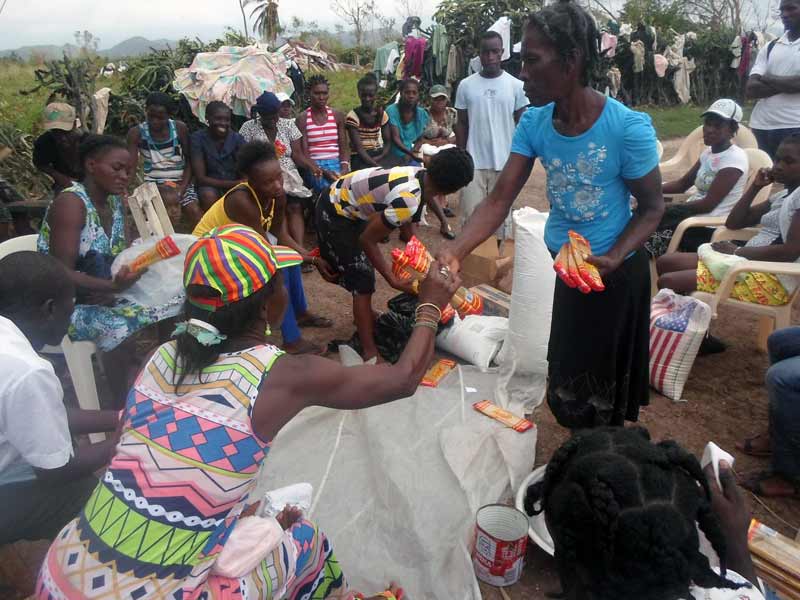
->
<box><xmin>297</xmin><ymin>315</ymin><xmax>334</xmax><ymax>328</ymax></box>
<box><xmin>440</xmin><ymin>226</ymin><xmax>456</xmax><ymax>240</ymax></box>
<box><xmin>736</xmin><ymin>436</ymin><xmax>772</xmax><ymax>458</ymax></box>
<box><xmin>741</xmin><ymin>471</ymin><xmax>800</xmax><ymax>498</ymax></box>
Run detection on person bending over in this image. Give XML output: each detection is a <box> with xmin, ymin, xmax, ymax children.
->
<box><xmin>316</xmin><ymin>148</ymin><xmax>473</xmax><ymax>361</ymax></box>
<box><xmin>525</xmin><ymin>427</ymin><xmax>765</xmax><ymax>600</ymax></box>
<box><xmin>0</xmin><ymin>251</ymin><xmax>120</xmax><ymax>545</ymax></box>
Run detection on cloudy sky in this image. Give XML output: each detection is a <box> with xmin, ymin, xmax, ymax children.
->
<box><xmin>0</xmin><ymin>0</ymin><xmax>431</xmax><ymax>50</ymax></box>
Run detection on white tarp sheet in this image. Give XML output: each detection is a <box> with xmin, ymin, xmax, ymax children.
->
<box><xmin>254</xmin><ymin>365</ymin><xmax>540</xmax><ymax>599</ymax></box>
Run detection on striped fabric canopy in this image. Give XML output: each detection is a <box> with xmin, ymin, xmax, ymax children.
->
<box><xmin>184</xmin><ymin>224</ymin><xmax>302</xmax><ymax>311</ymax></box>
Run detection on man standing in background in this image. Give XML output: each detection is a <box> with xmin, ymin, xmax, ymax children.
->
<box><xmin>455</xmin><ymin>31</ymin><xmax>528</xmax><ymax>239</ymax></box>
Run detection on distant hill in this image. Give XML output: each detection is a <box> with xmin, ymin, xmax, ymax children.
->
<box><xmin>0</xmin><ymin>37</ymin><xmax>177</xmax><ymax>60</ymax></box>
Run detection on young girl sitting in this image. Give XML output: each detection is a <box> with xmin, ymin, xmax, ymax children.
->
<box><xmin>346</xmin><ymin>74</ymin><xmax>392</xmax><ymax>170</ymax></box>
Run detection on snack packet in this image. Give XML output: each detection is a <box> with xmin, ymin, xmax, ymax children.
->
<box><xmin>129</xmin><ymin>236</ymin><xmax>180</xmax><ymax>274</ymax></box>
<box><xmin>473</xmin><ymin>400</ymin><xmax>534</xmax><ymax>432</ymax></box>
<box><xmin>568</xmin><ymin>230</ymin><xmax>605</xmax><ymax>292</ymax></box>
<box><xmin>553</xmin><ymin>245</ymin><xmax>575</xmax><ymax>288</ymax></box>
<box><xmin>421</xmin><ymin>358</ymin><xmax>456</xmax><ymax>387</ymax></box>
<box><xmin>566</xmin><ymin>244</ymin><xmax>591</xmax><ymax>294</ymax></box>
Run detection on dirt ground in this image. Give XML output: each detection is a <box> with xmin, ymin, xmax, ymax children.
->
<box><xmin>291</xmin><ymin>140</ymin><xmax>800</xmax><ymax>599</ymax></box>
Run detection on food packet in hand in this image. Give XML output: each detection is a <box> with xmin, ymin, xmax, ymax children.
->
<box><xmin>568</xmin><ymin>230</ymin><xmax>605</xmax><ymax>292</ymax></box>
<box><xmin>553</xmin><ymin>245</ymin><xmax>575</xmax><ymax>288</ymax></box>
<box><xmin>566</xmin><ymin>244</ymin><xmax>591</xmax><ymax>294</ymax></box>
<box><xmin>129</xmin><ymin>236</ymin><xmax>180</xmax><ymax>274</ymax></box>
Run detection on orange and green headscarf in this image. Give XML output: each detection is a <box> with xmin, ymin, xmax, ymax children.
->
<box><xmin>183</xmin><ymin>224</ymin><xmax>302</xmax><ymax>311</ymax></box>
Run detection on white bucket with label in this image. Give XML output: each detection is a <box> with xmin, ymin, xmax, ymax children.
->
<box><xmin>472</xmin><ymin>504</ymin><xmax>529</xmax><ymax>586</ymax></box>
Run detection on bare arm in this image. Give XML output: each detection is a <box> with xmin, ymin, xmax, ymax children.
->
<box><xmin>760</xmin><ymin>73</ymin><xmax>800</xmax><ymax>94</ymax></box>
<box><xmin>295</xmin><ymin>115</ymin><xmax>309</xmax><ymax>156</ymax></box>
<box><xmin>125</xmin><ymin>126</ymin><xmax>141</xmax><ymax>179</ymax></box>
<box><xmin>378</xmin><ymin>121</ymin><xmax>392</xmax><ymax>161</ymax></box>
<box><xmin>250</xmin><ymin>267</ymin><xmax>462</xmax><ymax>441</ymax></box>
<box><xmin>455</xmin><ymin>108</ymin><xmax>468</xmax><ymax>150</ymax></box>
<box><xmin>66</xmin><ymin>407</ymin><xmax>120</xmax><ymax>435</ymax></box>
<box><xmin>176</xmin><ymin>121</ymin><xmax>193</xmax><ymax>196</ymax></box>
<box><xmin>736</xmin><ymin>210</ymin><xmax>800</xmax><ymax>262</ymax></box>
<box><xmin>662</xmin><ymin>160</ymin><xmax>701</xmax><ymax>194</ymax></box>
<box><xmin>359</xmin><ymin>214</ymin><xmax>409</xmax><ymax>290</ymax></box>
<box><xmin>33</xmin><ymin>437</ymin><xmax>118</xmax><ymax>484</ymax></box>
<box><xmin>725</xmin><ymin>172</ymin><xmax>773</xmax><ymax>229</ymax></box>
<box><xmin>389</xmin><ymin>124</ymin><xmax>416</xmax><ymax>160</ymax></box>
<box><xmin>588</xmin><ymin>167</ymin><xmax>664</xmax><ymax>276</ymax></box>
<box><xmin>746</xmin><ymin>74</ymin><xmax>780</xmax><ymax>99</ymax></box>
<box><xmin>336</xmin><ymin>111</ymin><xmax>349</xmax><ymax>173</ymax></box>
<box><xmin>683</xmin><ymin>167</ymin><xmax>744</xmax><ymax>215</ymax></box>
<box><xmin>441</xmin><ymin>152</ymin><xmax>534</xmax><ymax>264</ymax></box>
<box><xmin>514</xmin><ymin>107</ymin><xmax>526</xmax><ymax>124</ymax></box>
<box><xmin>289</xmin><ymin>138</ymin><xmax>319</xmax><ymax>175</ymax></box>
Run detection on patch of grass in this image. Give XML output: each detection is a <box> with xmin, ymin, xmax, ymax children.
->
<box><xmin>0</xmin><ymin>60</ymin><xmax>50</xmax><ymax>136</ymax></box>
<box><xmin>324</xmin><ymin>69</ymin><xmax>364</xmax><ymax>113</ymax></box>
<box><xmin>640</xmin><ymin>102</ymin><xmax>755</xmax><ymax>140</ymax></box>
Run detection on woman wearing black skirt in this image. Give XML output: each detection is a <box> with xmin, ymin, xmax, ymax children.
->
<box><xmin>439</xmin><ymin>0</ymin><xmax>665</xmax><ymax>429</ymax></box>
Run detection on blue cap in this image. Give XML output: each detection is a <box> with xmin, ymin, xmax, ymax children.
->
<box><xmin>254</xmin><ymin>92</ymin><xmax>282</xmax><ymax>115</ymax></box>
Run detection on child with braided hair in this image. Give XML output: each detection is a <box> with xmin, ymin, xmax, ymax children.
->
<box><xmin>525</xmin><ymin>427</ymin><xmax>765</xmax><ymax>600</ymax></box>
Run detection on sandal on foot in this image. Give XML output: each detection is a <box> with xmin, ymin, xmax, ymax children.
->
<box><xmin>736</xmin><ymin>436</ymin><xmax>772</xmax><ymax>458</ymax></box>
<box><xmin>297</xmin><ymin>314</ymin><xmax>333</xmax><ymax>328</ymax></box>
<box><xmin>741</xmin><ymin>471</ymin><xmax>800</xmax><ymax>498</ymax></box>
<box><xmin>440</xmin><ymin>225</ymin><xmax>456</xmax><ymax>240</ymax></box>
<box><xmin>443</xmin><ymin>207</ymin><xmax>455</xmax><ymax>218</ymax></box>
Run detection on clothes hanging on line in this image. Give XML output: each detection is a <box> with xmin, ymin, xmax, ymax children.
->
<box><xmin>607</xmin><ymin>67</ymin><xmax>621</xmax><ymax>98</ymax></box>
<box><xmin>654</xmin><ymin>53</ymin><xmax>668</xmax><ymax>77</ymax></box>
<box><xmin>446</xmin><ymin>44</ymin><xmax>463</xmax><ymax>85</ymax></box>
<box><xmin>488</xmin><ymin>16</ymin><xmax>512</xmax><ymax>61</ymax></box>
<box><xmin>601</xmin><ymin>32</ymin><xmax>618</xmax><ymax>57</ymax></box>
<box><xmin>403</xmin><ymin>37</ymin><xmax>426</xmax><ymax>78</ymax></box>
<box><xmin>431</xmin><ymin>23</ymin><xmax>449</xmax><ymax>78</ymax></box>
<box><xmin>630</xmin><ymin>40</ymin><xmax>646</xmax><ymax>73</ymax></box>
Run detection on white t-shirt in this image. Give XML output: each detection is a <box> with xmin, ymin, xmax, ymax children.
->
<box><xmin>455</xmin><ymin>71</ymin><xmax>529</xmax><ymax>171</ymax></box>
<box><xmin>690</xmin><ymin>144</ymin><xmax>749</xmax><ymax>217</ymax></box>
<box><xmin>749</xmin><ymin>32</ymin><xmax>800</xmax><ymax>130</ymax></box>
<box><xmin>0</xmin><ymin>316</ymin><xmax>72</xmax><ymax>486</ymax></box>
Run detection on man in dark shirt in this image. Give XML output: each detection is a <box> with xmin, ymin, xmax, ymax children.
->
<box><xmin>32</xmin><ymin>103</ymin><xmax>84</xmax><ymax>193</ymax></box>
<box><xmin>189</xmin><ymin>100</ymin><xmax>245</xmax><ymax>211</ymax></box>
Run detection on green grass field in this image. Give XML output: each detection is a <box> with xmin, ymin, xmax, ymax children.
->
<box><xmin>0</xmin><ymin>60</ymin><xmax>738</xmax><ymax>142</ymax></box>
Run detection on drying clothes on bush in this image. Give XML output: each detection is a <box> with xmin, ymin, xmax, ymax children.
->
<box><xmin>431</xmin><ymin>23</ymin><xmax>449</xmax><ymax>77</ymax></box>
<box><xmin>488</xmin><ymin>16</ymin><xmax>512</xmax><ymax>60</ymax></box>
<box><xmin>630</xmin><ymin>40</ymin><xmax>646</xmax><ymax>72</ymax></box>
<box><xmin>607</xmin><ymin>67</ymin><xmax>622</xmax><ymax>98</ymax></box>
<box><xmin>654</xmin><ymin>54</ymin><xmax>668</xmax><ymax>77</ymax></box>
<box><xmin>446</xmin><ymin>44</ymin><xmax>463</xmax><ymax>85</ymax></box>
<box><xmin>601</xmin><ymin>32</ymin><xmax>618</xmax><ymax>57</ymax></box>
<box><xmin>403</xmin><ymin>37</ymin><xmax>427</xmax><ymax>79</ymax></box>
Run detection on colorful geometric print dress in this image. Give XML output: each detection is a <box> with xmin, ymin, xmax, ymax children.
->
<box><xmin>36</xmin><ymin>341</ymin><xmax>347</xmax><ymax>600</ymax></box>
<box><xmin>37</xmin><ymin>183</ymin><xmax>181</xmax><ymax>352</ymax></box>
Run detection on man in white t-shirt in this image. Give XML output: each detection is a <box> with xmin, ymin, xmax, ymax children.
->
<box><xmin>746</xmin><ymin>0</ymin><xmax>800</xmax><ymax>159</ymax></box>
<box><xmin>0</xmin><ymin>251</ymin><xmax>120</xmax><ymax>544</ymax></box>
<box><xmin>455</xmin><ymin>31</ymin><xmax>529</xmax><ymax>239</ymax></box>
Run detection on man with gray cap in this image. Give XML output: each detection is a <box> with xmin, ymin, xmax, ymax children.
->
<box><xmin>32</xmin><ymin>103</ymin><xmax>84</xmax><ymax>193</ymax></box>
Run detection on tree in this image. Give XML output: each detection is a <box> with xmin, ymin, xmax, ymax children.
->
<box><xmin>396</xmin><ymin>0</ymin><xmax>423</xmax><ymax>21</ymax></box>
<box><xmin>247</xmin><ymin>0</ymin><xmax>281</xmax><ymax>45</ymax></box>
<box><xmin>434</xmin><ymin>0</ymin><xmax>537</xmax><ymax>55</ymax></box>
<box><xmin>236</xmin><ymin>0</ymin><xmax>250</xmax><ymax>39</ymax></box>
<box><xmin>330</xmin><ymin>0</ymin><xmax>376</xmax><ymax>47</ymax></box>
<box><xmin>619</xmin><ymin>0</ymin><xmax>692</xmax><ymax>31</ymax></box>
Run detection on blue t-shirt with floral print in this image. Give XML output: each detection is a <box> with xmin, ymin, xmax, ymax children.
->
<box><xmin>510</xmin><ymin>97</ymin><xmax>659</xmax><ymax>255</ymax></box>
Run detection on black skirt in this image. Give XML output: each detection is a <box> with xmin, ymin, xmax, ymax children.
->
<box><xmin>546</xmin><ymin>249</ymin><xmax>651</xmax><ymax>429</ymax></box>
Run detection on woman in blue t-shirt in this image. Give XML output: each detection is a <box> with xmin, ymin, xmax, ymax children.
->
<box><xmin>439</xmin><ymin>0</ymin><xmax>665</xmax><ymax>430</ymax></box>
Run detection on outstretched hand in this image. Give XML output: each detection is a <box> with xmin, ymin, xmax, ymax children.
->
<box><xmin>418</xmin><ymin>260</ymin><xmax>462</xmax><ymax>309</ymax></box>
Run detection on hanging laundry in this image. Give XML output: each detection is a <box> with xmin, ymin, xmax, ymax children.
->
<box><xmin>647</xmin><ymin>26</ymin><xmax>657</xmax><ymax>50</ymax></box>
<box><xmin>488</xmin><ymin>16</ymin><xmax>512</xmax><ymax>61</ymax></box>
<box><xmin>673</xmin><ymin>58</ymin><xmax>696</xmax><ymax>104</ymax></box>
<box><xmin>607</xmin><ymin>67</ymin><xmax>622</xmax><ymax>98</ymax></box>
<box><xmin>730</xmin><ymin>34</ymin><xmax>743</xmax><ymax>68</ymax></box>
<box><xmin>630</xmin><ymin>40</ymin><xmax>646</xmax><ymax>72</ymax></box>
<box><xmin>431</xmin><ymin>23</ymin><xmax>449</xmax><ymax>78</ymax></box>
<box><xmin>601</xmin><ymin>32</ymin><xmax>618</xmax><ymax>57</ymax></box>
<box><xmin>446</xmin><ymin>44</ymin><xmax>464</xmax><ymax>85</ymax></box>
<box><xmin>738</xmin><ymin>35</ymin><xmax>753</xmax><ymax>79</ymax></box>
<box><xmin>374</xmin><ymin>42</ymin><xmax>399</xmax><ymax>77</ymax></box>
<box><xmin>654</xmin><ymin>54</ymin><xmax>668</xmax><ymax>77</ymax></box>
<box><xmin>619</xmin><ymin>23</ymin><xmax>633</xmax><ymax>37</ymax></box>
<box><xmin>468</xmin><ymin>55</ymin><xmax>481</xmax><ymax>75</ymax></box>
<box><xmin>403</xmin><ymin>37</ymin><xmax>426</xmax><ymax>78</ymax></box>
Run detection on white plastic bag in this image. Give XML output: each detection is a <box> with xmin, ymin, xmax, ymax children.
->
<box><xmin>649</xmin><ymin>289</ymin><xmax>711</xmax><ymax>402</ymax></box>
<box><xmin>435</xmin><ymin>314</ymin><xmax>508</xmax><ymax>371</ymax></box>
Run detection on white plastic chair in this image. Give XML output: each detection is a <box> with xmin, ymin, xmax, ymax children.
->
<box><xmin>0</xmin><ymin>235</ymin><xmax>104</xmax><ymax>442</ymax></box>
<box><xmin>664</xmin><ymin>148</ymin><xmax>774</xmax><ymax>255</ymax></box>
<box><xmin>659</xmin><ymin>125</ymin><xmax>759</xmax><ymax>176</ymax></box>
<box><xmin>128</xmin><ymin>182</ymin><xmax>175</xmax><ymax>240</ymax></box>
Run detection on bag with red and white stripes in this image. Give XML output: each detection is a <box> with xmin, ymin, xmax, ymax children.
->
<box><xmin>649</xmin><ymin>289</ymin><xmax>712</xmax><ymax>402</ymax></box>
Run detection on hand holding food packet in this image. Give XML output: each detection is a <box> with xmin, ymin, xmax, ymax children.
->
<box><xmin>553</xmin><ymin>230</ymin><xmax>605</xmax><ymax>293</ymax></box>
<box><xmin>128</xmin><ymin>236</ymin><xmax>181</xmax><ymax>274</ymax></box>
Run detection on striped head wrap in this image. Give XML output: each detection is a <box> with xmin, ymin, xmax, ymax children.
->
<box><xmin>183</xmin><ymin>224</ymin><xmax>302</xmax><ymax>311</ymax></box>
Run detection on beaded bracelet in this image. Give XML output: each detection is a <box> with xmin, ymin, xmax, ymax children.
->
<box><xmin>412</xmin><ymin>320</ymin><xmax>439</xmax><ymax>331</ymax></box>
<box><xmin>415</xmin><ymin>302</ymin><xmax>442</xmax><ymax>321</ymax></box>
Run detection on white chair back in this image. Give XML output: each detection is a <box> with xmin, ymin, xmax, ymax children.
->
<box><xmin>0</xmin><ymin>233</ymin><xmax>38</xmax><ymax>258</ymax></box>
<box><xmin>128</xmin><ymin>182</ymin><xmax>175</xmax><ymax>239</ymax></box>
<box><xmin>743</xmin><ymin>148</ymin><xmax>774</xmax><ymax>205</ymax></box>
<box><xmin>734</xmin><ymin>125</ymin><xmax>758</xmax><ymax>150</ymax></box>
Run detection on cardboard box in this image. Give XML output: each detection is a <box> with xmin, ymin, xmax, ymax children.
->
<box><xmin>460</xmin><ymin>237</ymin><xmax>515</xmax><ymax>288</ymax></box>
<box><xmin>471</xmin><ymin>284</ymin><xmax>511</xmax><ymax>318</ymax></box>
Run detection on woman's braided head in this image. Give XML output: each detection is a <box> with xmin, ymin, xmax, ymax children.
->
<box><xmin>427</xmin><ymin>147</ymin><xmax>474</xmax><ymax>195</ymax></box>
<box><xmin>527</xmin><ymin>427</ymin><xmax>747</xmax><ymax>600</ymax></box>
<box><xmin>526</xmin><ymin>0</ymin><xmax>602</xmax><ymax>86</ymax></box>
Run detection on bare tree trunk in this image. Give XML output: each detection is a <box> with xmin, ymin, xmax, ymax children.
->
<box><xmin>239</xmin><ymin>0</ymin><xmax>250</xmax><ymax>39</ymax></box>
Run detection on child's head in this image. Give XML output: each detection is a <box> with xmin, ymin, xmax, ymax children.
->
<box><xmin>525</xmin><ymin>427</ymin><xmax>747</xmax><ymax>600</ymax></box>
<box><xmin>773</xmin><ymin>134</ymin><xmax>800</xmax><ymax>188</ymax></box>
<box><xmin>426</xmin><ymin>147</ymin><xmax>474</xmax><ymax>195</ymax></box>
<box><xmin>0</xmin><ymin>251</ymin><xmax>75</xmax><ymax>350</ymax></box>
<box><xmin>206</xmin><ymin>101</ymin><xmax>233</xmax><ymax>139</ymax></box>
<box><xmin>145</xmin><ymin>92</ymin><xmax>174</xmax><ymax>131</ymax></box>
<box><xmin>307</xmin><ymin>75</ymin><xmax>330</xmax><ymax>109</ymax></box>
<box><xmin>357</xmin><ymin>74</ymin><xmax>379</xmax><ymax>108</ymax></box>
<box><xmin>236</xmin><ymin>141</ymin><xmax>282</xmax><ymax>201</ymax></box>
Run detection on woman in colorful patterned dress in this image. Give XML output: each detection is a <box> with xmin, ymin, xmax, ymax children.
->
<box><xmin>37</xmin><ymin>134</ymin><xmax>182</xmax><ymax>403</ymax></box>
<box><xmin>37</xmin><ymin>224</ymin><xmax>460</xmax><ymax>600</ymax></box>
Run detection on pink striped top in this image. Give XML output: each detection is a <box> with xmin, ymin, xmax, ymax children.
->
<box><xmin>305</xmin><ymin>107</ymin><xmax>340</xmax><ymax>161</ymax></box>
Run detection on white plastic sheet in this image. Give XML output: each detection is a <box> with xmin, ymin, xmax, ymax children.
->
<box><xmin>254</xmin><ymin>364</ymin><xmax>537</xmax><ymax>599</ymax></box>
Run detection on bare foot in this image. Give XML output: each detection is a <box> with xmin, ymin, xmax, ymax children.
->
<box><xmin>276</xmin><ymin>505</ymin><xmax>304</xmax><ymax>530</ymax></box>
<box><xmin>740</xmin><ymin>471</ymin><xmax>800</xmax><ymax>498</ymax></box>
<box><xmin>736</xmin><ymin>432</ymin><xmax>771</xmax><ymax>457</ymax></box>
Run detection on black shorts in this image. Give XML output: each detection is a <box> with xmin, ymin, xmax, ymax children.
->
<box><xmin>315</xmin><ymin>189</ymin><xmax>376</xmax><ymax>295</ymax></box>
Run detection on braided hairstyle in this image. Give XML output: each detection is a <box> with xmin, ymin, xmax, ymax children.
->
<box><xmin>78</xmin><ymin>134</ymin><xmax>127</xmax><ymax>169</ymax></box>
<box><xmin>307</xmin><ymin>74</ymin><xmax>329</xmax><ymax>90</ymax></box>
<box><xmin>427</xmin><ymin>147</ymin><xmax>474</xmax><ymax>194</ymax></box>
<box><xmin>525</xmin><ymin>427</ymin><xmax>747</xmax><ymax>600</ymax></box>
<box><xmin>236</xmin><ymin>141</ymin><xmax>277</xmax><ymax>176</ymax></box>
<box><xmin>526</xmin><ymin>0</ymin><xmax>602</xmax><ymax>86</ymax></box>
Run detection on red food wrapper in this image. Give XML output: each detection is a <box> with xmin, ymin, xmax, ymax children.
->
<box><xmin>129</xmin><ymin>236</ymin><xmax>180</xmax><ymax>273</ymax></box>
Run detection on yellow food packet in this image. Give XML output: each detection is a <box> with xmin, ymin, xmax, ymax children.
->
<box><xmin>421</xmin><ymin>358</ymin><xmax>456</xmax><ymax>387</ymax></box>
<box><xmin>473</xmin><ymin>400</ymin><xmax>534</xmax><ymax>432</ymax></box>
